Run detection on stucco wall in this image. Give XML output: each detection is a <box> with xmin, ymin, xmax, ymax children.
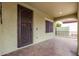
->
<box><xmin>0</xmin><ymin>16</ymin><xmax>3</xmax><ymax>55</ymax></box>
<box><xmin>78</xmin><ymin>3</ymin><xmax>79</xmax><ymax>55</ymax></box>
<box><xmin>1</xmin><ymin>3</ymin><xmax>17</xmax><ymax>55</ymax></box>
<box><xmin>0</xmin><ymin>3</ymin><xmax>55</xmax><ymax>55</ymax></box>
<box><xmin>33</xmin><ymin>11</ymin><xmax>55</xmax><ymax>43</ymax></box>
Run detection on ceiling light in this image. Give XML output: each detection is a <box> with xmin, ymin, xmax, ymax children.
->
<box><xmin>59</xmin><ymin>11</ymin><xmax>62</xmax><ymax>15</ymax></box>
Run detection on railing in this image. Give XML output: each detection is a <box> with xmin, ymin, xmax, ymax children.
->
<box><xmin>56</xmin><ymin>31</ymin><xmax>77</xmax><ymax>39</ymax></box>
<box><xmin>69</xmin><ymin>31</ymin><xmax>77</xmax><ymax>39</ymax></box>
<box><xmin>55</xmin><ymin>27</ymin><xmax>77</xmax><ymax>39</ymax></box>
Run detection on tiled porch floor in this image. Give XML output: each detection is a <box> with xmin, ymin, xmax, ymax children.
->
<box><xmin>3</xmin><ymin>37</ymin><xmax>77</xmax><ymax>56</ymax></box>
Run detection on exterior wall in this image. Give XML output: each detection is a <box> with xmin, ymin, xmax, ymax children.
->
<box><xmin>0</xmin><ymin>3</ymin><xmax>55</xmax><ymax>55</ymax></box>
<box><xmin>78</xmin><ymin>3</ymin><xmax>79</xmax><ymax>55</ymax></box>
<box><xmin>1</xmin><ymin>3</ymin><xmax>17</xmax><ymax>55</ymax></box>
<box><xmin>0</xmin><ymin>15</ymin><xmax>3</xmax><ymax>55</ymax></box>
<box><xmin>33</xmin><ymin>12</ymin><xmax>55</xmax><ymax>43</ymax></box>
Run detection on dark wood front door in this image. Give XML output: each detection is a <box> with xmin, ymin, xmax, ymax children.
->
<box><xmin>17</xmin><ymin>5</ymin><xmax>33</xmax><ymax>48</ymax></box>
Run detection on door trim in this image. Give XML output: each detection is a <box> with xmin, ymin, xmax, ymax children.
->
<box><xmin>17</xmin><ymin>4</ymin><xmax>33</xmax><ymax>48</ymax></box>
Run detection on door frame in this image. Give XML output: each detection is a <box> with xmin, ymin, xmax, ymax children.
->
<box><xmin>17</xmin><ymin>4</ymin><xmax>33</xmax><ymax>48</ymax></box>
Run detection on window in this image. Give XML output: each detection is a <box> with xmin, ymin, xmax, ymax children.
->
<box><xmin>46</xmin><ymin>20</ymin><xmax>53</xmax><ymax>33</ymax></box>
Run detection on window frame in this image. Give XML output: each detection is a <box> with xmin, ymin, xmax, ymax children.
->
<box><xmin>46</xmin><ymin>20</ymin><xmax>53</xmax><ymax>33</ymax></box>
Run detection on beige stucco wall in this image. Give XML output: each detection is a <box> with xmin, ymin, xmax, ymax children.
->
<box><xmin>0</xmin><ymin>15</ymin><xmax>2</xmax><ymax>55</ymax></box>
<box><xmin>0</xmin><ymin>3</ymin><xmax>55</xmax><ymax>55</ymax></box>
<box><xmin>1</xmin><ymin>3</ymin><xmax>17</xmax><ymax>55</ymax></box>
<box><xmin>78</xmin><ymin>3</ymin><xmax>79</xmax><ymax>55</ymax></box>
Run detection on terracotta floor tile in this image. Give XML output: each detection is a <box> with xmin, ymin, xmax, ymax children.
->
<box><xmin>3</xmin><ymin>38</ymin><xmax>77</xmax><ymax>56</ymax></box>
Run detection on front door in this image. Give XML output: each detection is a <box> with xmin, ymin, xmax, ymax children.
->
<box><xmin>17</xmin><ymin>5</ymin><xmax>33</xmax><ymax>48</ymax></box>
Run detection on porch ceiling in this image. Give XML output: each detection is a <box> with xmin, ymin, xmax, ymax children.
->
<box><xmin>25</xmin><ymin>2</ymin><xmax>77</xmax><ymax>18</ymax></box>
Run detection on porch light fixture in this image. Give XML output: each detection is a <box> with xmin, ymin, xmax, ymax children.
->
<box><xmin>59</xmin><ymin>11</ymin><xmax>63</xmax><ymax>15</ymax></box>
